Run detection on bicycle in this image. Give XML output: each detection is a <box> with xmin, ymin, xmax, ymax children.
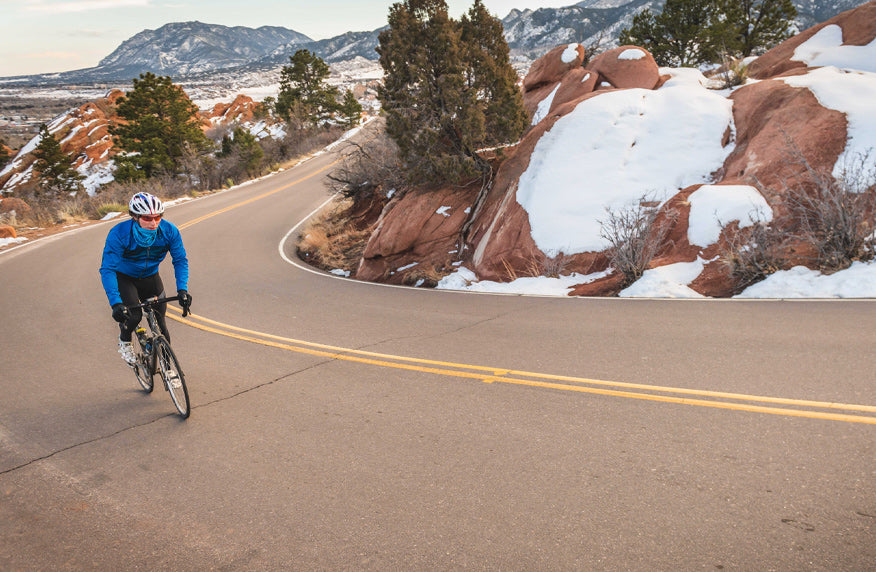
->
<box><xmin>127</xmin><ymin>295</ymin><xmax>191</xmax><ymax>419</ymax></box>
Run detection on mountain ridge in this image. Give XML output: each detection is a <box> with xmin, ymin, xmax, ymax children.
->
<box><xmin>0</xmin><ymin>0</ymin><xmax>866</xmax><ymax>85</ymax></box>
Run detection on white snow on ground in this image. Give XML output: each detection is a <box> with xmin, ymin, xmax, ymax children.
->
<box><xmin>734</xmin><ymin>262</ymin><xmax>876</xmax><ymax>298</ymax></box>
<box><xmin>687</xmin><ymin>185</ymin><xmax>772</xmax><ymax>248</ymax></box>
<box><xmin>531</xmin><ymin>84</ymin><xmax>560</xmax><ymax>125</ymax></box>
<box><xmin>792</xmin><ymin>25</ymin><xmax>876</xmax><ymax>73</ymax></box>
<box><xmin>0</xmin><ymin>236</ymin><xmax>28</xmax><ymax>247</ymax></box>
<box><xmin>781</xmin><ymin>66</ymin><xmax>876</xmax><ymax>177</ymax></box>
<box><xmin>619</xmin><ymin>259</ymin><xmax>706</xmax><ymax>298</ymax></box>
<box><xmin>516</xmin><ymin>72</ymin><xmax>734</xmax><ymax>255</ymax></box>
<box><xmin>437</xmin><ymin>266</ymin><xmax>612</xmax><ymax>296</ymax></box>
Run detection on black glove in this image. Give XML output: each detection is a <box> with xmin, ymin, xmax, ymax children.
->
<box><xmin>112</xmin><ymin>303</ymin><xmax>129</xmax><ymax>323</ymax></box>
<box><xmin>178</xmin><ymin>290</ymin><xmax>192</xmax><ymax>317</ymax></box>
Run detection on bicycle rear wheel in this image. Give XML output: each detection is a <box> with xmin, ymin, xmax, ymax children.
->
<box><xmin>131</xmin><ymin>334</ymin><xmax>154</xmax><ymax>392</ymax></box>
<box><xmin>154</xmin><ymin>337</ymin><xmax>190</xmax><ymax>418</ymax></box>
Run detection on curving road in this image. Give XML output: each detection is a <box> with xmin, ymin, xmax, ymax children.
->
<box><xmin>2</xmin><ymin>128</ymin><xmax>874</xmax><ymax>570</ymax></box>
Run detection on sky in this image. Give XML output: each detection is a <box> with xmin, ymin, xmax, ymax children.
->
<box><xmin>0</xmin><ymin>0</ymin><xmax>566</xmax><ymax>77</ymax></box>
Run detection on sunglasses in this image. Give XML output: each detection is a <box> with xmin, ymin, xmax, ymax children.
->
<box><xmin>139</xmin><ymin>214</ymin><xmax>162</xmax><ymax>222</ymax></box>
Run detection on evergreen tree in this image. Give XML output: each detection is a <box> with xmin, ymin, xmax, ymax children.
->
<box><xmin>0</xmin><ymin>137</ymin><xmax>11</xmax><ymax>169</ymax></box>
<box><xmin>218</xmin><ymin>127</ymin><xmax>264</xmax><ymax>178</ymax></box>
<box><xmin>276</xmin><ymin>49</ymin><xmax>339</xmax><ymax>125</ymax></box>
<box><xmin>32</xmin><ymin>124</ymin><xmax>83</xmax><ymax>196</ymax></box>
<box><xmin>719</xmin><ymin>0</ymin><xmax>797</xmax><ymax>57</ymax></box>
<box><xmin>460</xmin><ymin>0</ymin><xmax>528</xmax><ymax>148</ymax></box>
<box><xmin>619</xmin><ymin>0</ymin><xmax>728</xmax><ymax>67</ymax></box>
<box><xmin>377</xmin><ymin>0</ymin><xmax>526</xmax><ymax>186</ymax></box>
<box><xmin>339</xmin><ymin>90</ymin><xmax>363</xmax><ymax>128</ymax></box>
<box><xmin>111</xmin><ymin>72</ymin><xmax>211</xmax><ymax>182</ymax></box>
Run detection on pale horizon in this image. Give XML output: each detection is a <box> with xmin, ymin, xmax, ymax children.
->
<box><xmin>0</xmin><ymin>0</ymin><xmax>567</xmax><ymax>78</ymax></box>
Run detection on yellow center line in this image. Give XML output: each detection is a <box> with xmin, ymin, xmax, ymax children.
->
<box><xmin>166</xmin><ymin>308</ymin><xmax>876</xmax><ymax>425</ymax></box>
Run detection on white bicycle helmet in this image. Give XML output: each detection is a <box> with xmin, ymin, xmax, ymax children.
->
<box><xmin>129</xmin><ymin>192</ymin><xmax>165</xmax><ymax>216</ymax></box>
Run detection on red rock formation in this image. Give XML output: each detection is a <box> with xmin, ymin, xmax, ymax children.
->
<box><xmin>0</xmin><ymin>224</ymin><xmax>16</xmax><ymax>238</ymax></box>
<box><xmin>358</xmin><ymin>1</ymin><xmax>875</xmax><ymax>297</ymax></box>
<box><xmin>586</xmin><ymin>45</ymin><xmax>661</xmax><ymax>89</ymax></box>
<box><xmin>748</xmin><ymin>0</ymin><xmax>876</xmax><ymax>79</ymax></box>
<box><xmin>357</xmin><ymin>186</ymin><xmax>478</xmax><ymax>284</ymax></box>
<box><xmin>0</xmin><ymin>197</ymin><xmax>32</xmax><ymax>217</ymax></box>
<box><xmin>0</xmin><ymin>89</ymin><xmax>123</xmax><ymax>193</ymax></box>
<box><xmin>202</xmin><ymin>94</ymin><xmax>260</xmax><ymax>128</ymax></box>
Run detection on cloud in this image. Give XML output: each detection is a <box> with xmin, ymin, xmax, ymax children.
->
<box><xmin>24</xmin><ymin>0</ymin><xmax>150</xmax><ymax>13</ymax></box>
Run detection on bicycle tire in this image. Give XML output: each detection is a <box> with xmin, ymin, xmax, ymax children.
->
<box><xmin>154</xmin><ymin>337</ymin><xmax>190</xmax><ymax>418</ymax></box>
<box><xmin>132</xmin><ymin>335</ymin><xmax>154</xmax><ymax>393</ymax></box>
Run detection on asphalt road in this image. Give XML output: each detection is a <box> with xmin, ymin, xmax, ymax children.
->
<box><xmin>1</xmin><ymin>130</ymin><xmax>874</xmax><ymax>570</ymax></box>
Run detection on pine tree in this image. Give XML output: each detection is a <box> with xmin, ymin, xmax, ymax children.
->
<box><xmin>718</xmin><ymin>0</ymin><xmax>797</xmax><ymax>57</ymax></box>
<box><xmin>377</xmin><ymin>0</ymin><xmax>526</xmax><ymax>186</ymax></box>
<box><xmin>32</xmin><ymin>124</ymin><xmax>83</xmax><ymax>197</ymax></box>
<box><xmin>218</xmin><ymin>127</ymin><xmax>264</xmax><ymax>178</ymax></box>
<box><xmin>0</xmin><ymin>137</ymin><xmax>11</xmax><ymax>169</ymax></box>
<box><xmin>111</xmin><ymin>72</ymin><xmax>211</xmax><ymax>182</ymax></box>
<box><xmin>619</xmin><ymin>0</ymin><xmax>728</xmax><ymax>67</ymax></box>
<box><xmin>276</xmin><ymin>50</ymin><xmax>339</xmax><ymax>125</ymax></box>
<box><xmin>460</xmin><ymin>0</ymin><xmax>528</xmax><ymax>148</ymax></box>
<box><xmin>339</xmin><ymin>90</ymin><xmax>363</xmax><ymax>128</ymax></box>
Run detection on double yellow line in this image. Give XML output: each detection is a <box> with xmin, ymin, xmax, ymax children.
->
<box><xmin>167</xmin><ymin>308</ymin><xmax>876</xmax><ymax>425</ymax></box>
<box><xmin>168</xmin><ymin>136</ymin><xmax>876</xmax><ymax>425</ymax></box>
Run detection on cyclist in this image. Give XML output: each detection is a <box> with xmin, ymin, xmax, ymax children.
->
<box><xmin>100</xmin><ymin>192</ymin><xmax>192</xmax><ymax>366</ymax></box>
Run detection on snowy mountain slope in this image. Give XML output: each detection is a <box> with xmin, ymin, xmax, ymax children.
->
<box><xmin>2</xmin><ymin>0</ymin><xmax>864</xmax><ymax>86</ymax></box>
<box><xmin>97</xmin><ymin>21</ymin><xmax>312</xmax><ymax>77</ymax></box>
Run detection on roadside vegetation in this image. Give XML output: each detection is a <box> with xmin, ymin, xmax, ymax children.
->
<box><xmin>722</xmin><ymin>149</ymin><xmax>876</xmax><ymax>292</ymax></box>
<box><xmin>0</xmin><ymin>49</ymin><xmax>358</xmax><ymax>234</ymax></box>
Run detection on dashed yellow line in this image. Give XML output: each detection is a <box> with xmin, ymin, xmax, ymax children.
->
<box><xmin>167</xmin><ymin>308</ymin><xmax>876</xmax><ymax>425</ymax></box>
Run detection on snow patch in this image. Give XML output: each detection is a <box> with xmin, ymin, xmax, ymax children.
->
<box><xmin>618</xmin><ymin>48</ymin><xmax>646</xmax><ymax>61</ymax></box>
<box><xmin>561</xmin><ymin>44</ymin><xmax>580</xmax><ymax>63</ymax></box>
<box><xmin>792</xmin><ymin>24</ymin><xmax>876</xmax><ymax>73</ymax></box>
<box><xmin>687</xmin><ymin>185</ymin><xmax>773</xmax><ymax>248</ymax></box>
<box><xmin>517</xmin><ymin>82</ymin><xmax>735</xmax><ymax>255</ymax></box>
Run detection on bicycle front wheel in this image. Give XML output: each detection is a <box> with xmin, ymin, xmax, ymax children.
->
<box><xmin>154</xmin><ymin>337</ymin><xmax>190</xmax><ymax>418</ymax></box>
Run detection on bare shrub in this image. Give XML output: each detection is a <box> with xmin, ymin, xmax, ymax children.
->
<box><xmin>711</xmin><ymin>53</ymin><xmax>750</xmax><ymax>90</ymax></box>
<box><xmin>721</xmin><ymin>219</ymin><xmax>786</xmax><ymax>290</ymax></box>
<box><xmin>780</xmin><ymin>149</ymin><xmax>876</xmax><ymax>270</ymax></box>
<box><xmin>402</xmin><ymin>264</ymin><xmax>447</xmax><ymax>288</ymax></box>
<box><xmin>326</xmin><ymin>129</ymin><xmax>405</xmax><ymax>202</ymax></box>
<box><xmin>599</xmin><ymin>197</ymin><xmax>672</xmax><ymax>286</ymax></box>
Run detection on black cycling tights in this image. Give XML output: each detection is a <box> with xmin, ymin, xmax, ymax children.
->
<box><xmin>116</xmin><ymin>272</ymin><xmax>170</xmax><ymax>343</ymax></box>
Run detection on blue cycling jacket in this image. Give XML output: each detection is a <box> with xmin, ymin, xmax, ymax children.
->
<box><xmin>100</xmin><ymin>218</ymin><xmax>189</xmax><ymax>307</ymax></box>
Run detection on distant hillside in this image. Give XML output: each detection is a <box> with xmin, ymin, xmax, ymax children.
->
<box><xmin>0</xmin><ymin>0</ymin><xmax>866</xmax><ymax>86</ymax></box>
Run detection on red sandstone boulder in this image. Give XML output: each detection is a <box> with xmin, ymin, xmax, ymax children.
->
<box><xmin>748</xmin><ymin>1</ymin><xmax>876</xmax><ymax>79</ymax></box>
<box><xmin>357</xmin><ymin>186</ymin><xmax>478</xmax><ymax>284</ymax></box>
<box><xmin>586</xmin><ymin>45</ymin><xmax>661</xmax><ymax>89</ymax></box>
<box><xmin>0</xmin><ymin>224</ymin><xmax>16</xmax><ymax>239</ymax></box>
<box><xmin>523</xmin><ymin>43</ymin><xmax>586</xmax><ymax>92</ymax></box>
<box><xmin>204</xmin><ymin>94</ymin><xmax>259</xmax><ymax>127</ymax></box>
<box><xmin>548</xmin><ymin>67</ymin><xmax>599</xmax><ymax>115</ymax></box>
<box><xmin>0</xmin><ymin>90</ymin><xmax>122</xmax><ymax>193</ymax></box>
<box><xmin>0</xmin><ymin>197</ymin><xmax>32</xmax><ymax>217</ymax></box>
<box><xmin>722</xmin><ymin>74</ymin><xmax>847</xmax><ymax>201</ymax></box>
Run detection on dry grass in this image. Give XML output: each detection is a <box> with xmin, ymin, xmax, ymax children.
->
<box><xmin>297</xmin><ymin>199</ymin><xmax>374</xmax><ymax>275</ymax></box>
